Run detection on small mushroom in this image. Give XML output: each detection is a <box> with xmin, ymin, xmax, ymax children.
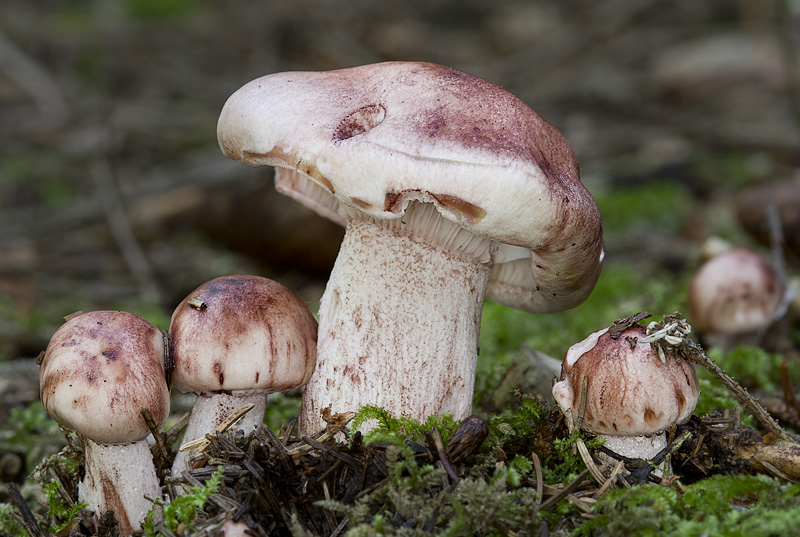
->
<box><xmin>39</xmin><ymin>310</ymin><xmax>170</xmax><ymax>536</ymax></box>
<box><xmin>169</xmin><ymin>275</ymin><xmax>317</xmax><ymax>474</ymax></box>
<box><xmin>217</xmin><ymin>62</ymin><xmax>605</xmax><ymax>433</ymax></box>
<box><xmin>688</xmin><ymin>248</ymin><xmax>785</xmax><ymax>349</ymax></box>
<box><xmin>552</xmin><ymin>324</ymin><xmax>699</xmax><ymax>466</ymax></box>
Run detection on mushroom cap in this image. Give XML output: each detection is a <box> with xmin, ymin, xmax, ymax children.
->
<box><xmin>552</xmin><ymin>325</ymin><xmax>699</xmax><ymax>437</ymax></box>
<box><xmin>169</xmin><ymin>275</ymin><xmax>317</xmax><ymax>395</ymax></box>
<box><xmin>39</xmin><ymin>310</ymin><xmax>170</xmax><ymax>445</ymax></box>
<box><xmin>217</xmin><ymin>61</ymin><xmax>604</xmax><ymax>314</ymax></box>
<box><xmin>688</xmin><ymin>248</ymin><xmax>783</xmax><ymax>334</ymax></box>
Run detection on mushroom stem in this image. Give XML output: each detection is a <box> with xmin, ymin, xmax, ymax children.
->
<box><xmin>173</xmin><ymin>391</ymin><xmax>266</xmax><ymax>474</ymax></box>
<box><xmin>300</xmin><ymin>203</ymin><xmax>494</xmax><ymax>434</ymax></box>
<box><xmin>600</xmin><ymin>434</ymin><xmax>668</xmax><ymax>463</ymax></box>
<box><xmin>80</xmin><ymin>437</ymin><xmax>161</xmax><ymax>536</ymax></box>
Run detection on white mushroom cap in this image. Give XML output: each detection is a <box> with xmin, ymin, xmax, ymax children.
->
<box><xmin>688</xmin><ymin>248</ymin><xmax>783</xmax><ymax>336</ymax></box>
<box><xmin>552</xmin><ymin>325</ymin><xmax>699</xmax><ymax>437</ymax></box>
<box><xmin>39</xmin><ymin>310</ymin><xmax>170</xmax><ymax>444</ymax></box>
<box><xmin>217</xmin><ymin>62</ymin><xmax>604</xmax><ymax>313</ymax></box>
<box><xmin>169</xmin><ymin>275</ymin><xmax>317</xmax><ymax>395</ymax></box>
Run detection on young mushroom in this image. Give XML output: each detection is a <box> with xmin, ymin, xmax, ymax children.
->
<box><xmin>39</xmin><ymin>310</ymin><xmax>170</xmax><ymax>536</ymax></box>
<box><xmin>169</xmin><ymin>275</ymin><xmax>317</xmax><ymax>474</ymax></box>
<box><xmin>688</xmin><ymin>248</ymin><xmax>785</xmax><ymax>349</ymax></box>
<box><xmin>552</xmin><ymin>323</ymin><xmax>700</xmax><ymax>467</ymax></box>
<box><xmin>217</xmin><ymin>62</ymin><xmax>605</xmax><ymax>433</ymax></box>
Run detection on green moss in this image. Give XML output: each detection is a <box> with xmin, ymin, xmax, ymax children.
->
<box><xmin>143</xmin><ymin>465</ymin><xmax>224</xmax><ymax>537</ymax></box>
<box><xmin>42</xmin><ymin>479</ymin><xmax>88</xmax><ymax>534</ymax></box>
<box><xmin>703</xmin><ymin>346</ymin><xmax>784</xmax><ymax>392</ymax></box>
<box><xmin>595</xmin><ymin>182</ymin><xmax>693</xmax><ymax>236</ymax></box>
<box><xmin>349</xmin><ymin>405</ymin><xmax>460</xmax><ymax>447</ymax></box>
<box><xmin>0</xmin><ymin>504</ymin><xmax>27</xmax><ymax>537</ymax></box>
<box><xmin>694</xmin><ymin>378</ymin><xmax>753</xmax><ymax>427</ymax></box>
<box><xmin>576</xmin><ymin>474</ymin><xmax>800</xmax><ymax>537</ymax></box>
<box><xmin>4</xmin><ymin>402</ymin><xmax>65</xmax><ymax>471</ymax></box>
<box><xmin>485</xmin><ymin>396</ymin><xmax>544</xmax><ymax>448</ymax></box>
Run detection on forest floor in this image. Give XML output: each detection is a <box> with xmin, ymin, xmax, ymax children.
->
<box><xmin>2</xmin><ymin>1</ymin><xmax>800</xmax><ymax>536</ymax></box>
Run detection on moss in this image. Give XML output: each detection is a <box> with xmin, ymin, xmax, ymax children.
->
<box><xmin>703</xmin><ymin>346</ymin><xmax>785</xmax><ymax>392</ymax></box>
<box><xmin>576</xmin><ymin>474</ymin><xmax>800</xmax><ymax>537</ymax></box>
<box><xmin>3</xmin><ymin>402</ymin><xmax>65</xmax><ymax>472</ymax></box>
<box><xmin>0</xmin><ymin>504</ymin><xmax>27</xmax><ymax>537</ymax></box>
<box><xmin>42</xmin><ymin>479</ymin><xmax>88</xmax><ymax>534</ymax></box>
<box><xmin>594</xmin><ymin>182</ymin><xmax>694</xmax><ymax>236</ymax></box>
<box><xmin>143</xmin><ymin>465</ymin><xmax>224</xmax><ymax>537</ymax></box>
<box><xmin>694</xmin><ymin>378</ymin><xmax>753</xmax><ymax>427</ymax></box>
<box><xmin>349</xmin><ymin>405</ymin><xmax>461</xmax><ymax>447</ymax></box>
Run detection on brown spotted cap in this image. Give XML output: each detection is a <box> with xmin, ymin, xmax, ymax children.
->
<box><xmin>169</xmin><ymin>275</ymin><xmax>317</xmax><ymax>395</ymax></box>
<box><xmin>552</xmin><ymin>325</ymin><xmax>699</xmax><ymax>436</ymax></box>
<box><xmin>217</xmin><ymin>62</ymin><xmax>604</xmax><ymax>313</ymax></box>
<box><xmin>39</xmin><ymin>311</ymin><xmax>170</xmax><ymax>445</ymax></box>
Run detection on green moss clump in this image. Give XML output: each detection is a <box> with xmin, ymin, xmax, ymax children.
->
<box><xmin>576</xmin><ymin>474</ymin><xmax>800</xmax><ymax>537</ymax></box>
<box><xmin>349</xmin><ymin>405</ymin><xmax>461</xmax><ymax>447</ymax></box>
<box><xmin>704</xmin><ymin>346</ymin><xmax>785</xmax><ymax>392</ymax></box>
<box><xmin>0</xmin><ymin>504</ymin><xmax>27</xmax><ymax>537</ymax></box>
<box><xmin>42</xmin><ymin>479</ymin><xmax>88</xmax><ymax>534</ymax></box>
<box><xmin>143</xmin><ymin>465</ymin><xmax>224</xmax><ymax>537</ymax></box>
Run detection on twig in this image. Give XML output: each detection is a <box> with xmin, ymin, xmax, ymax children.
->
<box><xmin>531</xmin><ymin>452</ymin><xmax>543</xmax><ymax>508</ymax></box>
<box><xmin>780</xmin><ymin>361</ymin><xmax>800</xmax><ymax>419</ymax></box>
<box><xmin>538</xmin><ymin>469</ymin><xmax>590</xmax><ymax>511</ymax></box>
<box><xmin>90</xmin><ymin>158</ymin><xmax>160</xmax><ymax>300</ymax></box>
<box><xmin>775</xmin><ymin>0</ymin><xmax>800</xmax><ymax>137</ymax></box>
<box><xmin>429</xmin><ymin>426</ymin><xmax>459</xmax><ymax>485</ymax></box>
<box><xmin>142</xmin><ymin>407</ymin><xmax>170</xmax><ymax>461</ymax></box>
<box><xmin>5</xmin><ymin>482</ymin><xmax>46</xmax><ymax>537</ymax></box>
<box><xmin>683</xmin><ymin>339</ymin><xmax>793</xmax><ymax>443</ymax></box>
<box><xmin>0</xmin><ymin>30</ymin><xmax>68</xmax><ymax>123</ymax></box>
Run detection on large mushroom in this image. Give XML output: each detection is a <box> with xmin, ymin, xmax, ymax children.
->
<box><xmin>39</xmin><ymin>311</ymin><xmax>170</xmax><ymax>536</ymax></box>
<box><xmin>169</xmin><ymin>275</ymin><xmax>317</xmax><ymax>473</ymax></box>
<box><xmin>217</xmin><ymin>62</ymin><xmax>605</xmax><ymax>433</ymax></box>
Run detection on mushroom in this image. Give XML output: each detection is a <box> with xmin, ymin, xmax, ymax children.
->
<box><xmin>688</xmin><ymin>248</ymin><xmax>785</xmax><ymax>349</ymax></box>
<box><xmin>216</xmin><ymin>62</ymin><xmax>605</xmax><ymax>433</ymax></box>
<box><xmin>39</xmin><ymin>310</ymin><xmax>170</xmax><ymax>536</ymax></box>
<box><xmin>169</xmin><ymin>275</ymin><xmax>317</xmax><ymax>474</ymax></box>
<box><xmin>552</xmin><ymin>324</ymin><xmax>699</xmax><ymax>465</ymax></box>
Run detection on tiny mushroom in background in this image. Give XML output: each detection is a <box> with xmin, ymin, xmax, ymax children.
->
<box><xmin>688</xmin><ymin>247</ymin><xmax>786</xmax><ymax>349</ymax></box>
<box><xmin>39</xmin><ymin>310</ymin><xmax>170</xmax><ymax>536</ymax></box>
<box><xmin>216</xmin><ymin>61</ymin><xmax>605</xmax><ymax>433</ymax></box>
<box><xmin>552</xmin><ymin>323</ymin><xmax>700</xmax><ymax>467</ymax></box>
<box><xmin>169</xmin><ymin>275</ymin><xmax>317</xmax><ymax>474</ymax></box>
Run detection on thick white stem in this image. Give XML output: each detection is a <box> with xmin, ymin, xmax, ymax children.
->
<box><xmin>171</xmin><ymin>391</ymin><xmax>266</xmax><ymax>475</ymax></box>
<box><xmin>300</xmin><ymin>208</ymin><xmax>493</xmax><ymax>434</ymax></box>
<box><xmin>80</xmin><ymin>438</ymin><xmax>161</xmax><ymax>536</ymax></box>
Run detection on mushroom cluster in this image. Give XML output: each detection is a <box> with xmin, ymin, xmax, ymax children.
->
<box><xmin>38</xmin><ymin>276</ymin><xmax>317</xmax><ymax>532</ymax></box>
<box><xmin>39</xmin><ymin>311</ymin><xmax>170</xmax><ymax>536</ymax></box>
<box><xmin>217</xmin><ymin>61</ymin><xmax>605</xmax><ymax>433</ymax></box>
<box><xmin>37</xmin><ymin>60</ymin><xmax>606</xmax><ymax>533</ymax></box>
<box><xmin>552</xmin><ymin>324</ymin><xmax>700</xmax><ymax>465</ymax></box>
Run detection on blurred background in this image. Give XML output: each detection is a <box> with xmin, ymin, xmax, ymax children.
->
<box><xmin>1</xmin><ymin>0</ymin><xmax>799</xmax><ymax>411</ymax></box>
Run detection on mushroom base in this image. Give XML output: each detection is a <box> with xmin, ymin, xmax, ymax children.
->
<box><xmin>599</xmin><ymin>433</ymin><xmax>670</xmax><ymax>474</ymax></box>
<box><xmin>300</xmin><ymin>204</ymin><xmax>494</xmax><ymax>434</ymax></box>
<box><xmin>172</xmin><ymin>391</ymin><xmax>266</xmax><ymax>475</ymax></box>
<box><xmin>80</xmin><ymin>437</ymin><xmax>161</xmax><ymax>536</ymax></box>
